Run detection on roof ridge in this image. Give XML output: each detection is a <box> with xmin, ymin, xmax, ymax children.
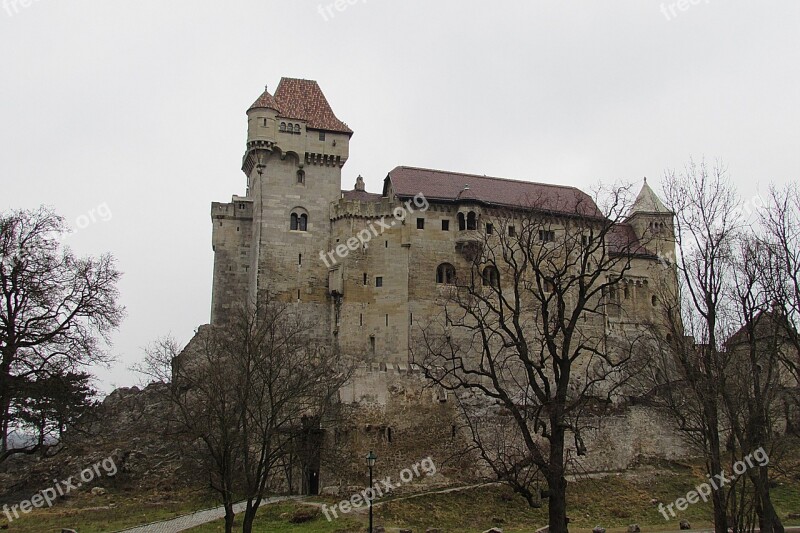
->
<box><xmin>392</xmin><ymin>165</ymin><xmax>584</xmax><ymax>192</ymax></box>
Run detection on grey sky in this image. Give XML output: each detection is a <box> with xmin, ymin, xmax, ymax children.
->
<box><xmin>1</xmin><ymin>1</ymin><xmax>798</xmax><ymax>393</ymax></box>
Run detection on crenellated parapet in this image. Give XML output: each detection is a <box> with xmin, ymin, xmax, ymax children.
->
<box><xmin>330</xmin><ymin>197</ymin><xmax>397</xmax><ymax>221</ymax></box>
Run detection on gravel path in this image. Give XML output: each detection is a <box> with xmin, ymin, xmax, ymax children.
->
<box><xmin>111</xmin><ymin>495</ymin><xmax>302</xmax><ymax>533</ymax></box>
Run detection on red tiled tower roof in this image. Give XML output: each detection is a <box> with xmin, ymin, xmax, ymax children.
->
<box><xmin>248</xmin><ymin>78</ymin><xmax>353</xmax><ymax>135</ymax></box>
<box><xmin>248</xmin><ymin>85</ymin><xmax>280</xmax><ymax>111</ymax></box>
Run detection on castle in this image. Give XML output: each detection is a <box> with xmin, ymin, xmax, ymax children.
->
<box><xmin>199</xmin><ymin>77</ymin><xmax>686</xmax><ymax>494</ymax></box>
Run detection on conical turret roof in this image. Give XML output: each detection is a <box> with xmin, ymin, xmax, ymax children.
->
<box><xmin>629</xmin><ymin>179</ymin><xmax>670</xmax><ymax>215</ymax></box>
<box><xmin>248</xmin><ymin>85</ymin><xmax>280</xmax><ymax>111</ymax></box>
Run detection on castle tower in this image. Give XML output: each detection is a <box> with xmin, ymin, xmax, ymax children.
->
<box><xmin>626</xmin><ymin>179</ymin><xmax>675</xmax><ymax>260</ymax></box>
<box><xmin>210</xmin><ymin>78</ymin><xmax>353</xmax><ymax>325</ymax></box>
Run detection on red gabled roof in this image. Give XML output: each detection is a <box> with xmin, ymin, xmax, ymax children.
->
<box><xmin>606</xmin><ymin>223</ymin><xmax>656</xmax><ymax>257</ymax></box>
<box><xmin>342</xmin><ymin>189</ymin><xmax>382</xmax><ymax>202</ymax></box>
<box><xmin>384</xmin><ymin>166</ymin><xmax>603</xmax><ymax>217</ymax></box>
<box><xmin>248</xmin><ymin>78</ymin><xmax>353</xmax><ymax>135</ymax></box>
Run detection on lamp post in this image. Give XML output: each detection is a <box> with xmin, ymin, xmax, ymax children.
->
<box><xmin>366</xmin><ymin>450</ymin><xmax>377</xmax><ymax>533</ymax></box>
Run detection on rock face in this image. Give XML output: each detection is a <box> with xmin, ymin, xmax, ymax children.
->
<box><xmin>0</xmin><ymin>383</ymin><xmax>196</xmax><ymax>502</ymax></box>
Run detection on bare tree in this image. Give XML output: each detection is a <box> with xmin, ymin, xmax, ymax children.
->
<box><xmin>647</xmin><ymin>160</ymin><xmax>741</xmax><ymax>533</ymax></box>
<box><xmin>414</xmin><ymin>185</ymin><xmax>658</xmax><ymax>533</ymax></box>
<box><xmin>640</xmin><ymin>160</ymin><xmax>792</xmax><ymax>533</ymax></box>
<box><xmin>723</xmin><ymin>236</ymin><xmax>787</xmax><ymax>533</ymax></box>
<box><xmin>0</xmin><ymin>207</ymin><xmax>123</xmax><ymax>460</ymax></box>
<box><xmin>151</xmin><ymin>299</ymin><xmax>352</xmax><ymax>533</ymax></box>
<box><xmin>761</xmin><ymin>185</ymin><xmax>800</xmax><ymax>415</ymax></box>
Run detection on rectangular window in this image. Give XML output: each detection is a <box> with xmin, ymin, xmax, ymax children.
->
<box><xmin>539</xmin><ymin>230</ymin><xmax>555</xmax><ymax>243</ymax></box>
<box><xmin>319</xmin><ymin>131</ymin><xmax>326</xmax><ymax>141</ymax></box>
<box><xmin>298</xmin><ymin>254</ymin><xmax>302</xmax><ymax>265</ymax></box>
<box><xmin>486</xmin><ymin>223</ymin><xmax>494</xmax><ymax>235</ymax></box>
<box><xmin>376</xmin><ymin>276</ymin><xmax>383</xmax><ymax>287</ymax></box>
<box><xmin>417</xmin><ymin>218</ymin><xmax>425</xmax><ymax>229</ymax></box>
<box><xmin>360</xmin><ymin>313</ymin><xmax>363</xmax><ymax>326</ymax></box>
<box><xmin>385</xmin><ymin>314</ymin><xmax>389</xmax><ymax>326</ymax></box>
<box><xmin>441</xmin><ymin>220</ymin><xmax>450</xmax><ymax>231</ymax></box>
<box><xmin>363</xmin><ymin>273</ymin><xmax>368</xmax><ymax>285</ymax></box>
<box><xmin>508</xmin><ymin>225</ymin><xmax>516</xmax><ymax>237</ymax></box>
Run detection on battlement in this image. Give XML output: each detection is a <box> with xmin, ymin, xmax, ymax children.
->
<box><xmin>331</xmin><ymin>196</ymin><xmax>397</xmax><ymax>221</ymax></box>
<box><xmin>211</xmin><ymin>198</ymin><xmax>253</xmax><ymax>221</ymax></box>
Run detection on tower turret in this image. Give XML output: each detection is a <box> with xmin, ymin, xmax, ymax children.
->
<box><xmin>626</xmin><ymin>178</ymin><xmax>675</xmax><ymax>260</ymax></box>
<box><xmin>246</xmin><ymin>85</ymin><xmax>280</xmax><ymax>147</ymax></box>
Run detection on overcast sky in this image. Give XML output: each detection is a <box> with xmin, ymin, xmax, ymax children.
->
<box><xmin>1</xmin><ymin>1</ymin><xmax>798</xmax><ymax>393</ymax></box>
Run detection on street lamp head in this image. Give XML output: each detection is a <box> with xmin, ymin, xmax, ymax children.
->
<box><xmin>366</xmin><ymin>450</ymin><xmax>377</xmax><ymax>468</ymax></box>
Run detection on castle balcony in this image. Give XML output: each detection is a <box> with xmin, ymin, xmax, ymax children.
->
<box><xmin>455</xmin><ymin>230</ymin><xmax>483</xmax><ymax>261</ymax></box>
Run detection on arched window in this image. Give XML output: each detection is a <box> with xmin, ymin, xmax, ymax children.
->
<box><xmin>436</xmin><ymin>263</ymin><xmax>456</xmax><ymax>285</ymax></box>
<box><xmin>482</xmin><ymin>266</ymin><xmax>500</xmax><ymax>288</ymax></box>
<box><xmin>280</xmin><ymin>122</ymin><xmax>287</xmax><ymax>132</ymax></box>
<box><xmin>457</xmin><ymin>212</ymin><xmax>466</xmax><ymax>231</ymax></box>
<box><xmin>294</xmin><ymin>124</ymin><xmax>301</xmax><ymax>133</ymax></box>
<box><xmin>297</xmin><ymin>170</ymin><xmax>305</xmax><ymax>184</ymax></box>
<box><xmin>290</xmin><ymin>211</ymin><xmax>308</xmax><ymax>231</ymax></box>
<box><xmin>467</xmin><ymin>211</ymin><xmax>477</xmax><ymax>230</ymax></box>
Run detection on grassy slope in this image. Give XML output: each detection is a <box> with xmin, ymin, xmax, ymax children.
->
<box><xmin>4</xmin><ymin>462</ymin><xmax>799</xmax><ymax>533</ymax></box>
<box><xmin>0</xmin><ymin>487</ymin><xmax>217</xmax><ymax>533</ymax></box>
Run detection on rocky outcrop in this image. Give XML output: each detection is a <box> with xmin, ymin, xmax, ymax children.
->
<box><xmin>0</xmin><ymin>382</ymin><xmax>196</xmax><ymax>503</ymax></box>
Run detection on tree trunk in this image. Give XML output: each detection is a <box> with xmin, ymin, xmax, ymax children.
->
<box><xmin>241</xmin><ymin>500</ymin><xmax>260</xmax><ymax>533</ymax></box>
<box><xmin>707</xmin><ymin>432</ymin><xmax>728</xmax><ymax>533</ymax></box>
<box><xmin>223</xmin><ymin>500</ymin><xmax>235</xmax><ymax>533</ymax></box>
<box><xmin>755</xmin><ymin>468</ymin><xmax>784</xmax><ymax>533</ymax></box>
<box><xmin>547</xmin><ymin>425</ymin><xmax>569</xmax><ymax>533</ymax></box>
